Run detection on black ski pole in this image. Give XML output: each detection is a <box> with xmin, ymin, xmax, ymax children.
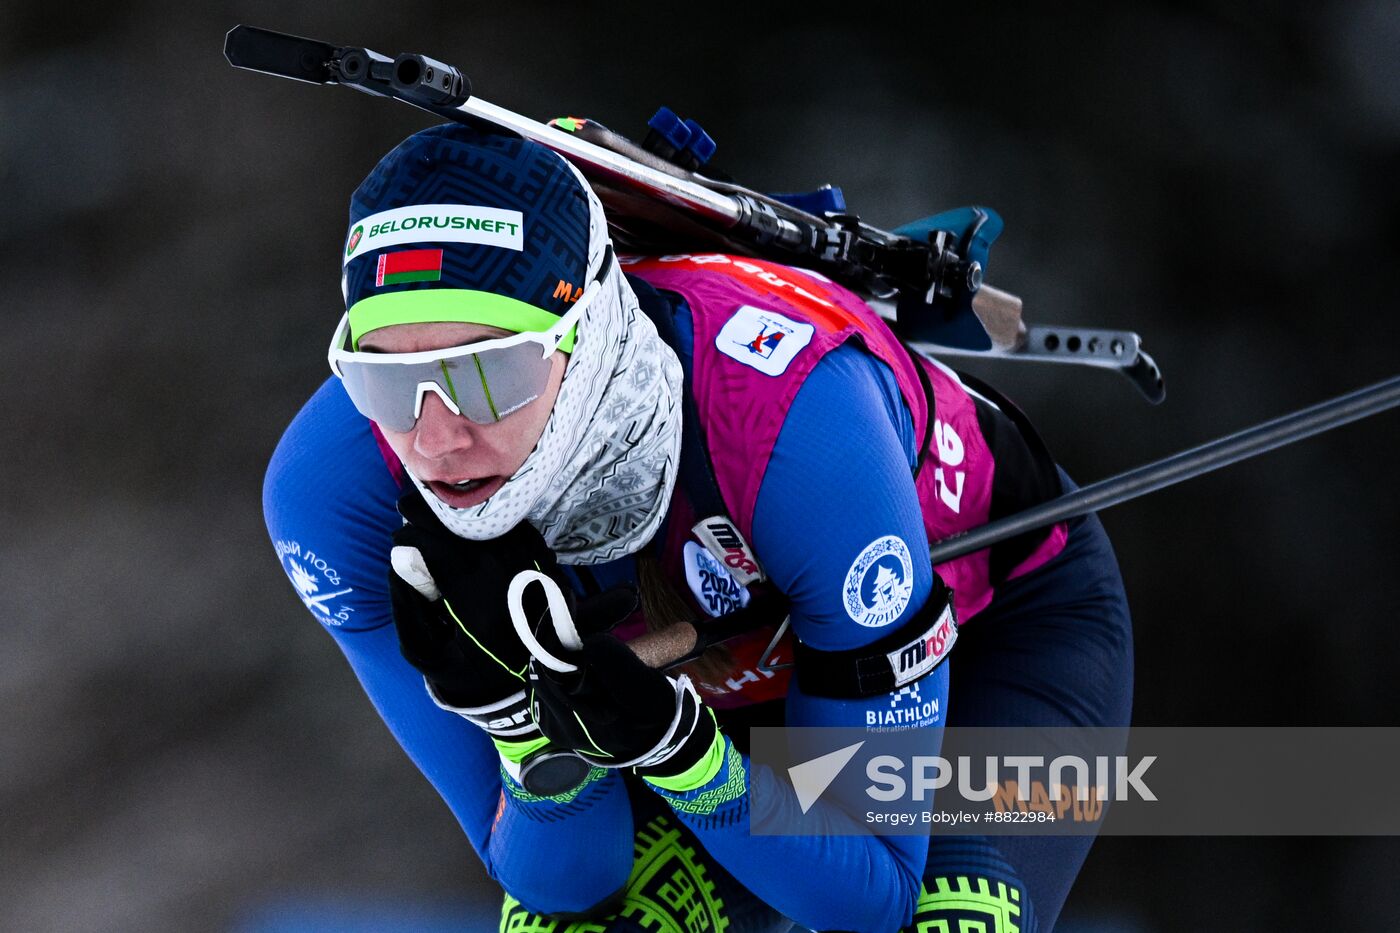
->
<box><xmin>929</xmin><ymin>374</ymin><xmax>1400</xmax><ymax>565</ymax></box>
<box><xmin>580</xmin><ymin>377</ymin><xmax>1400</xmax><ymax>669</ymax></box>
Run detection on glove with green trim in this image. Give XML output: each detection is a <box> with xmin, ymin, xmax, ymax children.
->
<box><xmin>389</xmin><ymin>489</ymin><xmax>636</xmax><ymax>784</ymax></box>
<box><xmin>528</xmin><ymin>630</ymin><xmax>725</xmax><ymax>791</ymax></box>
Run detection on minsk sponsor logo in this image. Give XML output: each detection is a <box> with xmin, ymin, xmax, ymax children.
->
<box><xmin>887</xmin><ymin>604</ymin><xmax>957</xmax><ymax>689</ymax></box>
<box><xmin>715</xmin><ymin>305</ymin><xmax>815</xmax><ymax>377</ymax></box>
<box><xmin>342</xmin><ymin>204</ymin><xmax>524</xmax><ymax>265</ymax></box>
<box><xmin>691</xmin><ymin>516</ymin><xmax>764</xmax><ymax>584</ymax></box>
<box><xmin>843</xmin><ymin>535</ymin><xmax>915</xmax><ymax>628</ymax></box>
<box><xmin>683</xmin><ymin>541</ymin><xmax>751</xmax><ymax>617</ymax></box>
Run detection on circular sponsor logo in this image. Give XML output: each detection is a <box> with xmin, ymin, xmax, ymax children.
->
<box><xmin>842</xmin><ymin>535</ymin><xmax>915</xmax><ymax>628</ymax></box>
<box><xmin>345</xmin><ymin>224</ymin><xmax>364</xmax><ymax>257</ymax></box>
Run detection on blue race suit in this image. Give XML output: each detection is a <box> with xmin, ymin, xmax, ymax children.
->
<box><xmin>263</xmin><ymin>284</ymin><xmax>1133</xmax><ymax>932</ymax></box>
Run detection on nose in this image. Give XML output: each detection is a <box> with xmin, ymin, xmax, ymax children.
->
<box><xmin>412</xmin><ymin>389</ymin><xmax>479</xmax><ymax>460</ymax></box>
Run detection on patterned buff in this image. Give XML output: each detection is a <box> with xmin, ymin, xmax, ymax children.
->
<box><xmin>400</xmin><ymin>155</ymin><xmax>683</xmax><ymax>564</ymax></box>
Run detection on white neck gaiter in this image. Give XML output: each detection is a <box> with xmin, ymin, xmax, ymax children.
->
<box><xmin>407</xmin><ymin>250</ymin><xmax>684</xmax><ymax>564</ymax></box>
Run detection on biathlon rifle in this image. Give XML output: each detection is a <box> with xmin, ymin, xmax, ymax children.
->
<box><xmin>223</xmin><ymin>24</ymin><xmax>1165</xmax><ymax>402</ymax></box>
<box><xmin>226</xmin><ymin>25</ymin><xmax>1400</xmax><ymax>671</ymax></box>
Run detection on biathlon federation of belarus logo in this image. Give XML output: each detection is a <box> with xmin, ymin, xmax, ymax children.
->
<box><xmin>376</xmin><ymin>249</ymin><xmax>444</xmax><ymax>286</ymax></box>
<box><xmin>843</xmin><ymin>535</ymin><xmax>915</xmax><ymax>628</ymax></box>
<box><xmin>345</xmin><ymin>224</ymin><xmax>364</xmax><ymax>257</ymax></box>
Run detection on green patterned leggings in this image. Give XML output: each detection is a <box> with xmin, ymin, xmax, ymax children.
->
<box><xmin>499</xmin><ymin>813</ymin><xmax>1032</xmax><ymax>933</ymax></box>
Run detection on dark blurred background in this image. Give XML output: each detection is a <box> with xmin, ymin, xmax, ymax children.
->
<box><xmin>2</xmin><ymin>2</ymin><xmax>1397</xmax><ymax>930</ymax></box>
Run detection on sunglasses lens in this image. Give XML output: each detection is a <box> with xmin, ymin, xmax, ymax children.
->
<box><xmin>468</xmin><ymin>345</ymin><xmax>554</xmax><ymax>419</ymax></box>
<box><xmin>339</xmin><ymin>341</ymin><xmax>555</xmax><ymax>429</ymax></box>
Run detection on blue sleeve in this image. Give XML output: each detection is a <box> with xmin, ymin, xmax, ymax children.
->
<box><xmin>263</xmin><ymin>378</ymin><xmax>633</xmax><ymax>914</ymax></box>
<box><xmin>650</xmin><ymin>339</ymin><xmax>948</xmax><ymax>933</ymax></box>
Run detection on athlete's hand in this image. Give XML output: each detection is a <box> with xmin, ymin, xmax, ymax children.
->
<box><xmin>528</xmin><ymin>631</ymin><xmax>719</xmax><ymax>784</ymax></box>
<box><xmin>388</xmin><ymin>489</ymin><xmax>561</xmax><ymax>732</ymax></box>
<box><xmin>390</xmin><ymin>488</ymin><xmax>636</xmax><ymax>741</ymax></box>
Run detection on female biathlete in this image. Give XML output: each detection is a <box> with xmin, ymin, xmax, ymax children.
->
<box><xmin>263</xmin><ymin>123</ymin><xmax>1133</xmax><ymax>932</ymax></box>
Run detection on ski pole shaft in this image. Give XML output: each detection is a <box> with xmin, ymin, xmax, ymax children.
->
<box><xmin>626</xmin><ymin>375</ymin><xmax>1399</xmax><ymax>669</ymax></box>
<box><xmin>929</xmin><ymin>374</ymin><xmax>1400</xmax><ymax>565</ymax></box>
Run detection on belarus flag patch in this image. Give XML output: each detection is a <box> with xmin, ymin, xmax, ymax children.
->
<box><xmin>376</xmin><ymin>249</ymin><xmax>443</xmax><ymax>286</ymax></box>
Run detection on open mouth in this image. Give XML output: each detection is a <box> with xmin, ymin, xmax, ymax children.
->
<box><xmin>426</xmin><ymin>475</ymin><xmax>506</xmax><ymax>508</ymax></box>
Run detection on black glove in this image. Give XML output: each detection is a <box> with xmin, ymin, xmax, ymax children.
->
<box><xmin>388</xmin><ymin>489</ymin><xmax>558</xmax><ymax>729</ymax></box>
<box><xmin>529</xmin><ymin>632</ymin><xmax>720</xmax><ymax>785</ymax></box>
<box><xmin>390</xmin><ymin>489</ymin><xmax>638</xmax><ymax>745</ymax></box>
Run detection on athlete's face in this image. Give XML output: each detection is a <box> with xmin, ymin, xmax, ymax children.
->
<box><xmin>358</xmin><ymin>322</ymin><xmax>567</xmax><ymax>510</ymax></box>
